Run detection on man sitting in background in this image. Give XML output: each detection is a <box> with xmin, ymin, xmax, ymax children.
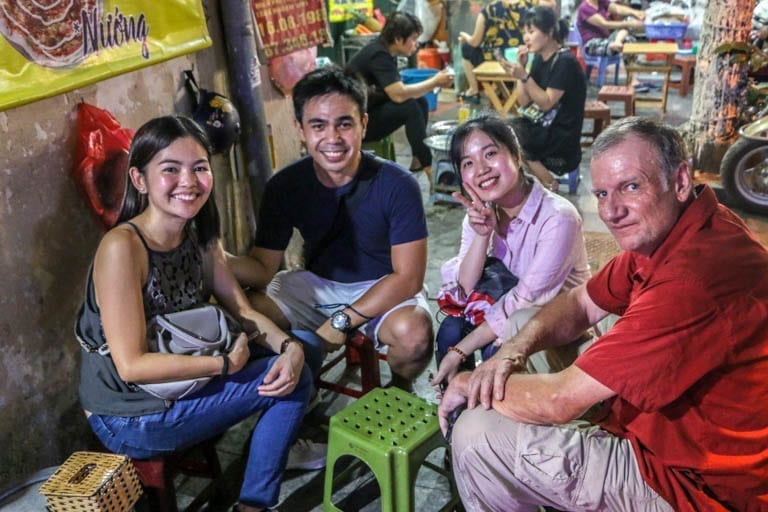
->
<box><xmin>346</xmin><ymin>11</ymin><xmax>453</xmax><ymax>177</ymax></box>
<box><xmin>440</xmin><ymin>117</ymin><xmax>768</xmax><ymax>511</ymax></box>
<box><xmin>228</xmin><ymin>66</ymin><xmax>434</xmax><ymax>392</ymax></box>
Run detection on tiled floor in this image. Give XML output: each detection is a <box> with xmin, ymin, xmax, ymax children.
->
<box><xmin>4</xmin><ymin>71</ymin><xmax>768</xmax><ymax>512</ymax></box>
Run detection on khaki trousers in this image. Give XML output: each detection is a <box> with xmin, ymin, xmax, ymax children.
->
<box><xmin>452</xmin><ymin>411</ymin><xmax>674</xmax><ymax>511</ymax></box>
<box><xmin>451</xmin><ymin>308</ymin><xmax>674</xmax><ymax>511</ymax></box>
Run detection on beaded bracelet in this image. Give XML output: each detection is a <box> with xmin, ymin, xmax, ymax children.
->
<box><xmin>280</xmin><ymin>337</ymin><xmax>304</xmax><ymax>354</ymax></box>
<box><xmin>448</xmin><ymin>346</ymin><xmax>468</xmax><ymax>362</ymax></box>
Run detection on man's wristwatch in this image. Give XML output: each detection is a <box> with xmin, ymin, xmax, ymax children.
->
<box><xmin>330</xmin><ymin>310</ymin><xmax>353</xmax><ymax>333</ymax></box>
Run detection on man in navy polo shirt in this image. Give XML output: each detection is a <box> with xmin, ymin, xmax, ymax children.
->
<box><xmin>228</xmin><ymin>66</ymin><xmax>433</xmax><ymax>391</ymax></box>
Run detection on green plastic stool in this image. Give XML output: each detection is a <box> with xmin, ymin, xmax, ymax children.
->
<box><xmin>362</xmin><ymin>135</ymin><xmax>396</xmax><ymax>161</ymax></box>
<box><xmin>323</xmin><ymin>387</ymin><xmax>460</xmax><ymax>512</ymax></box>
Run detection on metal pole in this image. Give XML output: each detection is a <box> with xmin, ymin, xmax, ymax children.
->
<box><xmin>219</xmin><ymin>0</ymin><xmax>273</xmax><ymax>235</ymax></box>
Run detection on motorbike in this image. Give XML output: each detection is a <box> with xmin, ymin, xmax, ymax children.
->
<box><xmin>720</xmin><ymin>104</ymin><xmax>768</xmax><ymax>215</ymax></box>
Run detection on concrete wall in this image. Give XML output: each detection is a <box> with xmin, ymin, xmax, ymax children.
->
<box><xmin>0</xmin><ymin>0</ymin><xmax>300</xmax><ymax>485</ymax></box>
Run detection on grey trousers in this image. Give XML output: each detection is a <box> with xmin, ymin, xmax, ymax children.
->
<box><xmin>498</xmin><ymin>307</ymin><xmax>595</xmax><ymax>376</ymax></box>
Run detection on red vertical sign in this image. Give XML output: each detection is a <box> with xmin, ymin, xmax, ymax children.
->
<box><xmin>251</xmin><ymin>0</ymin><xmax>331</xmax><ymax>59</ymax></box>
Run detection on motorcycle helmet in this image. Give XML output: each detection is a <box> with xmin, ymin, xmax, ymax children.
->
<box><xmin>192</xmin><ymin>90</ymin><xmax>241</xmax><ymax>155</ymax></box>
<box><xmin>185</xmin><ymin>69</ymin><xmax>241</xmax><ymax>154</ymax></box>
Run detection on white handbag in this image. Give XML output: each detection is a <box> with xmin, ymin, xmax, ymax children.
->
<box><xmin>138</xmin><ymin>305</ymin><xmax>236</xmax><ymax>400</ymax></box>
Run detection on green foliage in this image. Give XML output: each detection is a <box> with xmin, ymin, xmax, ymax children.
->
<box><xmin>714</xmin><ymin>40</ymin><xmax>768</xmax><ymax>122</ymax></box>
<box><xmin>714</xmin><ymin>41</ymin><xmax>768</xmax><ymax>73</ymax></box>
<box><xmin>746</xmin><ymin>82</ymin><xmax>768</xmax><ymax>105</ymax></box>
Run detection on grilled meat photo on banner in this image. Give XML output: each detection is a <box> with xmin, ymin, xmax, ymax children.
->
<box><xmin>0</xmin><ymin>0</ymin><xmax>101</xmax><ymax>68</ymax></box>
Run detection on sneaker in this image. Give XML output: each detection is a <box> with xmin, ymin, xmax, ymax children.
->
<box><xmin>285</xmin><ymin>439</ymin><xmax>327</xmax><ymax>470</ymax></box>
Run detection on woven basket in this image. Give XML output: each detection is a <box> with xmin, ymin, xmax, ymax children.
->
<box><xmin>39</xmin><ymin>452</ymin><xmax>143</xmax><ymax>512</ymax></box>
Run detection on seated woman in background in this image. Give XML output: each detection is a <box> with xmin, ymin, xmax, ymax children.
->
<box><xmin>457</xmin><ymin>0</ymin><xmax>554</xmax><ymax>102</ymax></box>
<box><xmin>76</xmin><ymin>116</ymin><xmax>320</xmax><ymax>512</ymax></box>
<box><xmin>430</xmin><ymin>114</ymin><xmax>590</xmax><ymax>387</ymax></box>
<box><xmin>503</xmin><ymin>6</ymin><xmax>586</xmax><ymax>191</ymax></box>
<box><xmin>577</xmin><ymin>0</ymin><xmax>645</xmax><ymax>56</ymax></box>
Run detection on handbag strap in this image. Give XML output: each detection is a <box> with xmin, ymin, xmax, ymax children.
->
<box><xmin>305</xmin><ymin>152</ymin><xmax>383</xmax><ymax>270</ymax></box>
<box><xmin>201</xmin><ymin>243</ymin><xmax>214</xmax><ymax>299</ymax></box>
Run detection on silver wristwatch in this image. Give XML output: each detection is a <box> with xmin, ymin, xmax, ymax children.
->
<box><xmin>330</xmin><ymin>310</ymin><xmax>352</xmax><ymax>333</ymax></box>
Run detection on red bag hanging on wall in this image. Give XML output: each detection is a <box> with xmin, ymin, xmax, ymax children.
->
<box><xmin>72</xmin><ymin>103</ymin><xmax>135</xmax><ymax>230</ymax></box>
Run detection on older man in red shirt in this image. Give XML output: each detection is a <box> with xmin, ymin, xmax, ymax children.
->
<box><xmin>439</xmin><ymin>117</ymin><xmax>768</xmax><ymax>512</ymax></box>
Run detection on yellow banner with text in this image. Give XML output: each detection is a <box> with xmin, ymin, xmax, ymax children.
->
<box><xmin>0</xmin><ymin>0</ymin><xmax>211</xmax><ymax>112</ymax></box>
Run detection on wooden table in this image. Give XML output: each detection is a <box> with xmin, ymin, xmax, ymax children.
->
<box><xmin>622</xmin><ymin>42</ymin><xmax>679</xmax><ymax>115</ymax></box>
<box><xmin>472</xmin><ymin>61</ymin><xmax>519</xmax><ymax>115</ymax></box>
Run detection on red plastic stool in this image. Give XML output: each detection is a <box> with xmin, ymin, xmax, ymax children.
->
<box><xmin>130</xmin><ymin>437</ymin><xmax>222</xmax><ymax>512</ymax></box>
<box><xmin>316</xmin><ymin>331</ymin><xmax>387</xmax><ymax>398</ymax></box>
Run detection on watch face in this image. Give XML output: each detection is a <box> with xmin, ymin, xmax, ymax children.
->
<box><xmin>331</xmin><ymin>311</ymin><xmax>351</xmax><ymax>331</ymax></box>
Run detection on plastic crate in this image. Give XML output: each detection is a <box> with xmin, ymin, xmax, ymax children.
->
<box><xmin>645</xmin><ymin>22</ymin><xmax>688</xmax><ymax>41</ymax></box>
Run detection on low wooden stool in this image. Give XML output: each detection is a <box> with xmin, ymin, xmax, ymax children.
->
<box><xmin>671</xmin><ymin>55</ymin><xmax>696</xmax><ymax>97</ymax></box>
<box><xmin>582</xmin><ymin>100</ymin><xmax>611</xmax><ymax>147</ymax></box>
<box><xmin>597</xmin><ymin>85</ymin><xmax>635</xmax><ymax>117</ymax></box>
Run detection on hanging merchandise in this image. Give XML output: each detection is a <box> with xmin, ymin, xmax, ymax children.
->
<box><xmin>71</xmin><ymin>103</ymin><xmax>135</xmax><ymax>231</ymax></box>
<box><xmin>328</xmin><ymin>0</ymin><xmax>374</xmax><ymax>23</ymax></box>
<box><xmin>416</xmin><ymin>0</ymin><xmax>444</xmax><ymax>44</ymax></box>
<box><xmin>184</xmin><ymin>70</ymin><xmax>241</xmax><ymax>155</ymax></box>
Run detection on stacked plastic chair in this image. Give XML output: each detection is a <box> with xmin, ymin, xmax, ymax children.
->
<box><xmin>569</xmin><ymin>25</ymin><xmax>621</xmax><ymax>87</ymax></box>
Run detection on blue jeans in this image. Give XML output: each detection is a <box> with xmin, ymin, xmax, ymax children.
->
<box><xmin>89</xmin><ymin>349</ymin><xmax>314</xmax><ymax>508</ymax></box>
<box><xmin>290</xmin><ymin>329</ymin><xmax>324</xmax><ymax>379</ymax></box>
<box><xmin>435</xmin><ymin>316</ymin><xmax>499</xmax><ymax>372</ymax></box>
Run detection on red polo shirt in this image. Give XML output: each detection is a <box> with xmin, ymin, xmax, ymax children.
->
<box><xmin>577</xmin><ymin>186</ymin><xmax>768</xmax><ymax>511</ymax></box>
